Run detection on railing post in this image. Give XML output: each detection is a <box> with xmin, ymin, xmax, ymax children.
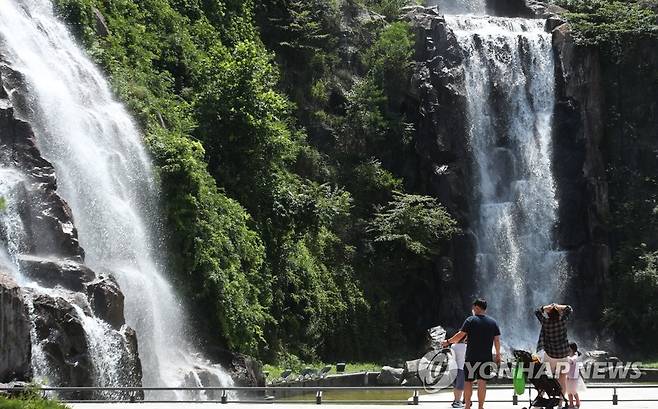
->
<box><xmin>613</xmin><ymin>387</ymin><xmax>618</xmax><ymax>405</ymax></box>
<box><xmin>129</xmin><ymin>391</ymin><xmax>136</xmax><ymax>403</ymax></box>
<box><xmin>221</xmin><ymin>389</ymin><xmax>228</xmax><ymax>404</ymax></box>
<box><xmin>513</xmin><ymin>393</ymin><xmax>518</xmax><ymax>405</ymax></box>
<box><xmin>527</xmin><ymin>384</ymin><xmax>532</xmax><ymax>407</ymax></box>
<box><xmin>413</xmin><ymin>389</ymin><xmax>419</xmax><ymax>405</ymax></box>
<box><xmin>316</xmin><ymin>390</ymin><xmax>322</xmax><ymax>404</ymax></box>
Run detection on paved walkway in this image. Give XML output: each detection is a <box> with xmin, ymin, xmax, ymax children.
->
<box><xmin>68</xmin><ymin>386</ymin><xmax>658</xmax><ymax>408</ymax></box>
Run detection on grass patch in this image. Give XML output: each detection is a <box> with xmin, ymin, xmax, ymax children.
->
<box><xmin>0</xmin><ymin>394</ymin><xmax>69</xmax><ymax>409</ymax></box>
<box><xmin>263</xmin><ymin>362</ymin><xmax>383</xmax><ymax>380</ymax></box>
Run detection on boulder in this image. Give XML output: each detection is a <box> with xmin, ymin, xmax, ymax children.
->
<box><xmin>0</xmin><ymin>381</ymin><xmax>30</xmax><ymax>398</ymax></box>
<box><xmin>377</xmin><ymin>366</ymin><xmax>404</xmax><ymax>386</ymax></box>
<box><xmin>184</xmin><ymin>367</ymin><xmax>224</xmax><ymax>400</ymax></box>
<box><xmin>546</xmin><ymin>15</ymin><xmax>567</xmax><ymax>32</ymax></box>
<box><xmin>29</xmin><ymin>292</ymin><xmax>143</xmax><ymax>399</ymax></box>
<box><xmin>92</xmin><ymin>8</ymin><xmax>110</xmax><ymax>37</ymax></box>
<box><xmin>208</xmin><ymin>347</ymin><xmax>266</xmax><ymax>387</ymax></box>
<box><xmin>18</xmin><ymin>256</ymin><xmax>95</xmax><ymax>292</ymax></box>
<box><xmin>86</xmin><ymin>275</ymin><xmax>125</xmax><ymax>329</ymax></box>
<box><xmin>585</xmin><ymin>350</ymin><xmax>610</xmax><ymax>361</ymax></box>
<box><xmin>119</xmin><ymin>326</ymin><xmax>144</xmax><ymax>400</ymax></box>
<box><xmin>546</xmin><ymin>4</ymin><xmax>568</xmax><ymax>15</ymax></box>
<box><xmin>0</xmin><ymin>273</ymin><xmax>31</xmax><ymax>382</ymax></box>
<box><xmin>30</xmin><ymin>291</ymin><xmax>94</xmax><ymax>398</ymax></box>
<box><xmin>402</xmin><ymin>359</ymin><xmax>423</xmax><ymax>386</ymax></box>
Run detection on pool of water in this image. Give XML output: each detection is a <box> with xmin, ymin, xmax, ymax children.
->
<box><xmin>279</xmin><ymin>389</ymin><xmax>439</xmax><ymax>404</ymax></box>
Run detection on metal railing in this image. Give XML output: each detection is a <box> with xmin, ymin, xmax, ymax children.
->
<box><xmin>2</xmin><ymin>383</ymin><xmax>658</xmax><ymax>404</ymax></box>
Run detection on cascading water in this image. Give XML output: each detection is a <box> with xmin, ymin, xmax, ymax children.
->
<box><xmin>0</xmin><ymin>0</ymin><xmax>232</xmax><ymax>396</ymax></box>
<box><xmin>428</xmin><ymin>0</ymin><xmax>486</xmax><ymax>15</ymax></box>
<box><xmin>0</xmin><ymin>169</ymin><xmax>26</xmax><ymax>268</ymax></box>
<box><xmin>445</xmin><ymin>15</ymin><xmax>567</xmax><ymax>347</ymax></box>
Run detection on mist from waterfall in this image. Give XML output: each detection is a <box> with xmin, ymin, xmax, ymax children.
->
<box><xmin>445</xmin><ymin>15</ymin><xmax>567</xmax><ymax>348</ymax></box>
<box><xmin>0</xmin><ymin>0</ymin><xmax>232</xmax><ymax>395</ymax></box>
<box><xmin>427</xmin><ymin>0</ymin><xmax>486</xmax><ymax>15</ymax></box>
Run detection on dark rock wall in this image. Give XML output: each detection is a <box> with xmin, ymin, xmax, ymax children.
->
<box><xmin>0</xmin><ymin>272</ymin><xmax>31</xmax><ymax>382</ymax></box>
<box><xmin>31</xmin><ymin>292</ymin><xmax>94</xmax><ymax>391</ymax></box>
<box><xmin>0</xmin><ymin>69</ymin><xmax>85</xmax><ymax>262</ymax></box>
<box><xmin>553</xmin><ymin>23</ymin><xmax>658</xmax><ymax>344</ymax></box>
<box><xmin>485</xmin><ymin>0</ymin><xmax>534</xmax><ymax>17</ymax></box>
<box><xmin>552</xmin><ymin>23</ymin><xmax>610</xmax><ymax>334</ymax></box>
<box><xmin>404</xmin><ymin>8</ymin><xmax>475</xmax><ymax>330</ymax></box>
<box><xmin>601</xmin><ymin>37</ymin><xmax>658</xmax><ymax>247</ymax></box>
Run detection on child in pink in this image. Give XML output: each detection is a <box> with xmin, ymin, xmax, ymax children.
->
<box><xmin>566</xmin><ymin>342</ymin><xmax>586</xmax><ymax>408</ymax></box>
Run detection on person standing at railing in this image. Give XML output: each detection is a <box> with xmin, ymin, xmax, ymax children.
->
<box><xmin>566</xmin><ymin>342</ymin><xmax>586</xmax><ymax>409</ymax></box>
<box><xmin>535</xmin><ymin>303</ymin><xmax>573</xmax><ymax>393</ymax></box>
<box><xmin>443</xmin><ymin>298</ymin><xmax>501</xmax><ymax>409</ymax></box>
<box><xmin>450</xmin><ymin>335</ymin><xmax>467</xmax><ymax>408</ymax></box>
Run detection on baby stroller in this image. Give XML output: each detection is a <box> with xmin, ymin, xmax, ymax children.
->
<box><xmin>513</xmin><ymin>350</ymin><xmax>568</xmax><ymax>409</ymax></box>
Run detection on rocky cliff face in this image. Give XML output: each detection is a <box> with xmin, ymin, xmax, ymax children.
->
<box><xmin>402</xmin><ymin>6</ymin><xmax>475</xmax><ymax>330</ymax></box>
<box><xmin>0</xmin><ymin>65</ymin><xmax>142</xmax><ymax>390</ymax></box>
<box><xmin>0</xmin><ymin>69</ymin><xmax>84</xmax><ymax>262</ymax></box>
<box><xmin>0</xmin><ymin>272</ymin><xmax>31</xmax><ymax>382</ymax></box>
<box><xmin>553</xmin><ymin>22</ymin><xmax>658</xmax><ymax>346</ymax></box>
<box><xmin>551</xmin><ymin>23</ymin><xmax>610</xmax><ymax>336</ymax></box>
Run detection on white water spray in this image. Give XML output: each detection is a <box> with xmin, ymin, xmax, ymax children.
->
<box><xmin>446</xmin><ymin>15</ymin><xmax>567</xmax><ymax>348</ymax></box>
<box><xmin>428</xmin><ymin>0</ymin><xmax>486</xmax><ymax>15</ymax></box>
<box><xmin>0</xmin><ymin>0</ymin><xmax>232</xmax><ymax>394</ymax></box>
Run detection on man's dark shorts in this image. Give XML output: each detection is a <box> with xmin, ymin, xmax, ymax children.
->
<box><xmin>464</xmin><ymin>361</ymin><xmax>495</xmax><ymax>382</ymax></box>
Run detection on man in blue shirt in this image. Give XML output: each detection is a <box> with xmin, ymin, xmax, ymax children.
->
<box><xmin>443</xmin><ymin>298</ymin><xmax>501</xmax><ymax>409</ymax></box>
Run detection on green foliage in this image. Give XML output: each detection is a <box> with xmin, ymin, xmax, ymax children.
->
<box><xmin>263</xmin><ymin>360</ymin><xmax>381</xmax><ymax>379</ymax></box>
<box><xmin>0</xmin><ymin>197</ymin><xmax>5</xmax><ymax>211</ymax></box>
<box><xmin>640</xmin><ymin>359</ymin><xmax>658</xmax><ymax>368</ymax></box>
<box><xmin>52</xmin><ymin>0</ymin><xmax>272</xmax><ymax>355</ymax></box>
<box><xmin>0</xmin><ymin>389</ymin><xmax>69</xmax><ymax>409</ymax></box>
<box><xmin>53</xmin><ymin>0</ymin><xmax>381</xmax><ymax>361</ymax></box>
<box><xmin>557</xmin><ymin>0</ymin><xmax>658</xmax><ymax>52</ymax></box>
<box><xmin>604</xmin><ymin>172</ymin><xmax>658</xmax><ymax>353</ymax></box>
<box><xmin>361</xmin><ymin>0</ymin><xmax>420</xmax><ymax>20</ymax></box>
<box><xmin>147</xmin><ymin>127</ymin><xmax>270</xmax><ymax>353</ymax></box>
<box><xmin>366</xmin><ymin>21</ymin><xmax>414</xmax><ymax>95</ymax></box>
<box><xmin>257</xmin><ymin>0</ymin><xmax>458</xmax><ymax>359</ymax></box>
<box><xmin>54</xmin><ymin>0</ymin><xmax>459</xmax><ymax>362</ymax></box>
<box><xmin>194</xmin><ymin>40</ymin><xmax>298</xmax><ymax>214</ymax></box>
<box><xmin>348</xmin><ymin>160</ymin><xmax>402</xmax><ymax>210</ymax></box>
<box><xmin>604</xmin><ymin>250</ymin><xmax>658</xmax><ymax>351</ymax></box>
<box><xmin>338</xmin><ymin>79</ymin><xmax>389</xmax><ymax>155</ymax></box>
<box><xmin>588</xmin><ymin>3</ymin><xmax>658</xmax><ymax>354</ymax></box>
<box><xmin>369</xmin><ymin>192</ymin><xmax>459</xmax><ymax>258</ymax></box>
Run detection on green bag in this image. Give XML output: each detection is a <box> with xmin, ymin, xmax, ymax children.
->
<box><xmin>513</xmin><ymin>363</ymin><xmax>526</xmax><ymax>395</ymax></box>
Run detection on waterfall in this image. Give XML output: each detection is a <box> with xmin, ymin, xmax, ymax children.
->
<box><xmin>445</xmin><ymin>15</ymin><xmax>567</xmax><ymax>348</ymax></box>
<box><xmin>0</xmin><ymin>0</ymin><xmax>232</xmax><ymax>395</ymax></box>
<box><xmin>0</xmin><ymin>169</ymin><xmax>26</xmax><ymax>269</ymax></box>
<box><xmin>428</xmin><ymin>0</ymin><xmax>486</xmax><ymax>15</ymax></box>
